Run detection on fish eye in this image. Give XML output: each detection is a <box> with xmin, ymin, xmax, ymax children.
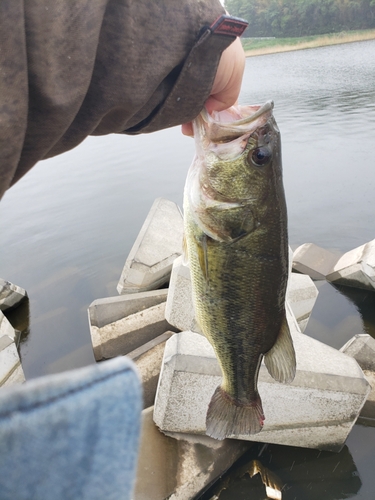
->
<box><xmin>249</xmin><ymin>146</ymin><xmax>272</xmax><ymax>167</ymax></box>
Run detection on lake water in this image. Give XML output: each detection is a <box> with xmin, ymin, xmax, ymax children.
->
<box><xmin>1</xmin><ymin>40</ymin><xmax>375</xmax><ymax>498</ymax></box>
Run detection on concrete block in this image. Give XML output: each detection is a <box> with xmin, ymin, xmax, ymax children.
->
<box><xmin>356</xmin><ymin>370</ymin><xmax>375</xmax><ymax>427</ymax></box>
<box><xmin>0</xmin><ymin>310</ymin><xmax>20</xmax><ymax>345</ymax></box>
<box><xmin>0</xmin><ymin>335</ymin><xmax>25</xmax><ymax>387</ymax></box>
<box><xmin>154</xmin><ymin>327</ymin><xmax>370</xmax><ymax>451</ymax></box>
<box><xmin>117</xmin><ymin>198</ymin><xmax>183</xmax><ymax>294</ymax></box>
<box><xmin>287</xmin><ymin>273</ymin><xmax>319</xmax><ymax>332</ymax></box>
<box><xmin>165</xmin><ymin>256</ymin><xmax>200</xmax><ymax>333</ymax></box>
<box><xmin>326</xmin><ymin>239</ymin><xmax>375</xmax><ymax>291</ymax></box>
<box><xmin>89</xmin><ymin>289</ymin><xmax>168</xmax><ymax>329</ymax></box>
<box><xmin>89</xmin><ymin>297</ymin><xmax>176</xmax><ymax>361</ymax></box>
<box><xmin>340</xmin><ymin>334</ymin><xmax>375</xmax><ymax>372</ymax></box>
<box><xmin>340</xmin><ymin>334</ymin><xmax>375</xmax><ymax>427</ymax></box>
<box><xmin>0</xmin><ymin>279</ymin><xmax>27</xmax><ymax>311</ymax></box>
<box><xmin>292</xmin><ymin>243</ymin><xmax>339</xmax><ymax>279</ymax></box>
<box><xmin>134</xmin><ymin>406</ymin><xmax>251</xmax><ymax>500</ymax></box>
<box><xmin>127</xmin><ymin>332</ymin><xmax>174</xmax><ymax>408</ymax></box>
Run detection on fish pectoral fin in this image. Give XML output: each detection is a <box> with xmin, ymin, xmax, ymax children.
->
<box><xmin>196</xmin><ymin>234</ymin><xmax>209</xmax><ymax>282</ymax></box>
<box><xmin>182</xmin><ymin>233</ymin><xmax>189</xmax><ymax>266</ymax></box>
<box><xmin>264</xmin><ymin>315</ymin><xmax>296</xmax><ymax>384</ymax></box>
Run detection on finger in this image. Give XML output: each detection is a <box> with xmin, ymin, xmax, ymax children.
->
<box><xmin>181</xmin><ymin>122</ymin><xmax>194</xmax><ymax>137</ymax></box>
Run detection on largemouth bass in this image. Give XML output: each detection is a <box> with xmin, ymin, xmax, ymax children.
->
<box><xmin>183</xmin><ymin>101</ymin><xmax>296</xmax><ymax>440</ymax></box>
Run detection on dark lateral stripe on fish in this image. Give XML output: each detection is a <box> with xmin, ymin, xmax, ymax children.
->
<box><xmin>206</xmin><ymin>386</ymin><xmax>265</xmax><ymax>440</ymax></box>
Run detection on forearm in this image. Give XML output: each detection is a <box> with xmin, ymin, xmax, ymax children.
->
<box><xmin>0</xmin><ymin>0</ymin><xmax>236</xmax><ymax>198</ymax></box>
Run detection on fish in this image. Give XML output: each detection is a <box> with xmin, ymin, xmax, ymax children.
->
<box><xmin>183</xmin><ymin>101</ymin><xmax>296</xmax><ymax>440</ymax></box>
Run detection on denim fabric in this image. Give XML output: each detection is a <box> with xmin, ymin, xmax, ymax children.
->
<box><xmin>0</xmin><ymin>357</ymin><xmax>142</xmax><ymax>500</ymax></box>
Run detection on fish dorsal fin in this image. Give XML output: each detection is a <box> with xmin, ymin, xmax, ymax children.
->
<box><xmin>264</xmin><ymin>315</ymin><xmax>296</xmax><ymax>383</ymax></box>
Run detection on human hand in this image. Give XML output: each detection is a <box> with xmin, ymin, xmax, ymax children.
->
<box><xmin>181</xmin><ymin>36</ymin><xmax>246</xmax><ymax>136</ymax></box>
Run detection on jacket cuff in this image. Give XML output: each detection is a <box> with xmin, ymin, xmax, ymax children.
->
<box><xmin>124</xmin><ymin>15</ymin><xmax>248</xmax><ymax>134</ymax></box>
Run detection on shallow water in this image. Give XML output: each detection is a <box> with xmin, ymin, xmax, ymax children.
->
<box><xmin>1</xmin><ymin>40</ymin><xmax>375</xmax><ymax>498</ymax></box>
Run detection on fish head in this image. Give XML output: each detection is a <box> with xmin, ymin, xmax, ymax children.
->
<box><xmin>186</xmin><ymin>102</ymin><xmax>283</xmax><ymax>242</ymax></box>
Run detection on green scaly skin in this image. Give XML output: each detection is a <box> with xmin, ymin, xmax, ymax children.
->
<box><xmin>184</xmin><ymin>110</ymin><xmax>289</xmax><ymax>435</ymax></box>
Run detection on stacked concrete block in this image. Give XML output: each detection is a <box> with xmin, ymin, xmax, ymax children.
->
<box><xmin>0</xmin><ymin>335</ymin><xmax>25</xmax><ymax>387</ymax></box>
<box><xmin>326</xmin><ymin>239</ymin><xmax>375</xmax><ymax>291</ymax></box>
<box><xmin>292</xmin><ymin>243</ymin><xmax>339</xmax><ymax>280</ymax></box>
<box><xmin>293</xmin><ymin>240</ymin><xmax>375</xmax><ymax>291</ymax></box>
<box><xmin>341</xmin><ymin>334</ymin><xmax>375</xmax><ymax>427</ymax></box>
<box><xmin>134</xmin><ymin>407</ymin><xmax>251</xmax><ymax>500</ymax></box>
<box><xmin>0</xmin><ymin>301</ymin><xmax>25</xmax><ymax>387</ymax></box>
<box><xmin>0</xmin><ymin>310</ymin><xmax>19</xmax><ymax>344</ymax></box>
<box><xmin>88</xmin><ymin>290</ymin><xmax>176</xmax><ymax>361</ymax></box>
<box><xmin>154</xmin><ymin>324</ymin><xmax>370</xmax><ymax>451</ymax></box>
<box><xmin>117</xmin><ymin>198</ymin><xmax>183</xmax><ymax>295</ymax></box>
<box><xmin>287</xmin><ymin>273</ymin><xmax>319</xmax><ymax>332</ymax></box>
<box><xmin>340</xmin><ymin>334</ymin><xmax>375</xmax><ymax>371</ymax></box>
<box><xmin>0</xmin><ymin>279</ymin><xmax>27</xmax><ymax>312</ymax></box>
<box><xmin>127</xmin><ymin>332</ymin><xmax>174</xmax><ymax>408</ymax></box>
<box><xmin>165</xmin><ymin>256</ymin><xmax>201</xmax><ymax>334</ymax></box>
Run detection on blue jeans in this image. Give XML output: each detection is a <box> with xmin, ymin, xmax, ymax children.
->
<box><xmin>0</xmin><ymin>357</ymin><xmax>142</xmax><ymax>499</ymax></box>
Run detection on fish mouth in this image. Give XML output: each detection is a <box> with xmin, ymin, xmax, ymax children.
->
<box><xmin>201</xmin><ymin>100</ymin><xmax>274</xmax><ymax>126</ymax></box>
<box><xmin>197</xmin><ymin>101</ymin><xmax>274</xmax><ymax>144</ymax></box>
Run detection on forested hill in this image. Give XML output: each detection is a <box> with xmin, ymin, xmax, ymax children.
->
<box><xmin>225</xmin><ymin>0</ymin><xmax>375</xmax><ymax>37</ymax></box>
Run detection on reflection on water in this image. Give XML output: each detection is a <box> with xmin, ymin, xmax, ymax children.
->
<box><xmin>331</xmin><ymin>284</ymin><xmax>375</xmax><ymax>340</ymax></box>
<box><xmin>241</xmin><ymin>40</ymin><xmax>375</xmax><ymax>251</ymax></box>
<box><xmin>3</xmin><ymin>297</ymin><xmax>30</xmax><ymax>342</ymax></box>
<box><xmin>302</xmin><ymin>280</ymin><xmax>375</xmax><ymax>350</ymax></box>
<box><xmin>1</xmin><ymin>40</ymin><xmax>375</xmax><ymax>499</ymax></box>
<box><xmin>197</xmin><ymin>440</ymin><xmax>361</xmax><ymax>500</ymax></box>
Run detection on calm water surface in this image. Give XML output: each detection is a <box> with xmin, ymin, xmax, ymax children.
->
<box><xmin>1</xmin><ymin>40</ymin><xmax>375</xmax><ymax>498</ymax></box>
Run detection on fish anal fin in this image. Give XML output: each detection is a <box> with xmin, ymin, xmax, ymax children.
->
<box><xmin>206</xmin><ymin>386</ymin><xmax>264</xmax><ymax>440</ymax></box>
<box><xmin>264</xmin><ymin>315</ymin><xmax>296</xmax><ymax>384</ymax></box>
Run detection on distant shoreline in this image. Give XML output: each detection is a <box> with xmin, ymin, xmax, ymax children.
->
<box><xmin>243</xmin><ymin>30</ymin><xmax>375</xmax><ymax>57</ymax></box>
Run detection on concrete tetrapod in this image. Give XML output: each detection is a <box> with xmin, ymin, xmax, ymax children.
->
<box><xmin>88</xmin><ymin>289</ymin><xmax>176</xmax><ymax>361</ymax></box>
<box><xmin>117</xmin><ymin>198</ymin><xmax>183</xmax><ymax>294</ymax></box>
<box><xmin>134</xmin><ymin>407</ymin><xmax>251</xmax><ymax>500</ymax></box>
<box><xmin>154</xmin><ymin>316</ymin><xmax>370</xmax><ymax>451</ymax></box>
<box><xmin>293</xmin><ymin>240</ymin><xmax>375</xmax><ymax>291</ymax></box>
<box><xmin>0</xmin><ymin>279</ymin><xmax>28</xmax><ymax>312</ymax></box>
<box><xmin>0</xmin><ymin>335</ymin><xmax>25</xmax><ymax>387</ymax></box>
<box><xmin>341</xmin><ymin>334</ymin><xmax>375</xmax><ymax>427</ymax></box>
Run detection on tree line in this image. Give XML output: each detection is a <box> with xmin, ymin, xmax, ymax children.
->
<box><xmin>225</xmin><ymin>0</ymin><xmax>375</xmax><ymax>37</ymax></box>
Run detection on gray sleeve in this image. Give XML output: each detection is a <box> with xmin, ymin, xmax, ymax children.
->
<box><xmin>0</xmin><ymin>0</ymin><xmax>239</xmax><ymax>198</ymax></box>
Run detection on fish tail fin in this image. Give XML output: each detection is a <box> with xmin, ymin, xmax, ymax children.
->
<box><xmin>205</xmin><ymin>386</ymin><xmax>264</xmax><ymax>440</ymax></box>
<box><xmin>264</xmin><ymin>315</ymin><xmax>296</xmax><ymax>383</ymax></box>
